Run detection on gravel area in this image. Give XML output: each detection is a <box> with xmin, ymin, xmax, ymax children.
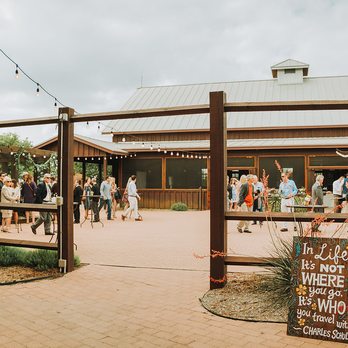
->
<box><xmin>0</xmin><ymin>266</ymin><xmax>60</xmax><ymax>284</ymax></box>
<box><xmin>201</xmin><ymin>272</ymin><xmax>287</xmax><ymax>323</ymax></box>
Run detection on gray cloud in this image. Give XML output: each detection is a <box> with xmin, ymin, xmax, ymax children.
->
<box><xmin>0</xmin><ymin>0</ymin><xmax>348</xmax><ymax>143</ymax></box>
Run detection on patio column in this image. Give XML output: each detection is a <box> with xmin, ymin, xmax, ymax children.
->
<box><xmin>103</xmin><ymin>156</ymin><xmax>107</xmax><ymax>179</ymax></box>
<box><xmin>58</xmin><ymin>107</ymin><xmax>75</xmax><ymax>273</ymax></box>
<box><xmin>209</xmin><ymin>91</ymin><xmax>227</xmax><ymax>289</ymax></box>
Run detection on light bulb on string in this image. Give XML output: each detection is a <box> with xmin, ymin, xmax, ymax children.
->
<box><xmin>195</xmin><ymin>155</ymin><xmax>198</xmax><ymax>159</ymax></box>
<box><xmin>141</xmin><ymin>142</ymin><xmax>145</xmax><ymax>148</ymax></box>
<box><xmin>15</xmin><ymin>65</ymin><xmax>19</xmax><ymax>79</ymax></box>
<box><xmin>98</xmin><ymin>122</ymin><xmax>101</xmax><ymax>130</ymax></box>
<box><xmin>164</xmin><ymin>150</ymin><xmax>167</xmax><ymax>154</ymax></box>
<box><xmin>110</xmin><ymin>156</ymin><xmax>112</xmax><ymax>160</ymax></box>
<box><xmin>182</xmin><ymin>154</ymin><xmax>185</xmax><ymax>158</ymax></box>
<box><xmin>190</xmin><ymin>155</ymin><xmax>194</xmax><ymax>158</ymax></box>
<box><xmin>176</xmin><ymin>152</ymin><xmax>179</xmax><ymax>156</ymax></box>
<box><xmin>36</xmin><ymin>83</ymin><xmax>40</xmax><ymax>96</ymax></box>
<box><xmin>157</xmin><ymin>147</ymin><xmax>161</xmax><ymax>152</ymax></box>
<box><xmin>170</xmin><ymin>152</ymin><xmax>173</xmax><ymax>156</ymax></box>
<box><xmin>54</xmin><ymin>98</ymin><xmax>57</xmax><ymax>108</ymax></box>
<box><xmin>77</xmin><ymin>157</ymin><xmax>80</xmax><ymax>160</ymax></box>
<box><xmin>86</xmin><ymin>121</ymin><xmax>89</xmax><ymax>127</ymax></box>
<box><xmin>199</xmin><ymin>156</ymin><xmax>202</xmax><ymax>159</ymax></box>
<box><xmin>122</xmin><ymin>136</ymin><xmax>126</xmax><ymax>142</ymax></box>
<box><xmin>150</xmin><ymin>144</ymin><xmax>153</xmax><ymax>150</ymax></box>
<box><xmin>134</xmin><ymin>153</ymin><xmax>137</xmax><ymax>157</ymax></box>
<box><xmin>186</xmin><ymin>154</ymin><xmax>189</xmax><ymax>158</ymax></box>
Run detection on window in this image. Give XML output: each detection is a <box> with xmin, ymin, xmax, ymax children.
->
<box><xmin>227</xmin><ymin>157</ymin><xmax>254</xmax><ymax>167</ymax></box>
<box><xmin>122</xmin><ymin>158</ymin><xmax>162</xmax><ymax>188</ymax></box>
<box><xmin>259</xmin><ymin>156</ymin><xmax>305</xmax><ymax>189</ymax></box>
<box><xmin>166</xmin><ymin>158</ymin><xmax>207</xmax><ymax>189</ymax></box>
<box><xmin>309</xmin><ymin>156</ymin><xmax>347</xmax><ymax>167</ymax></box>
<box><xmin>284</xmin><ymin>69</ymin><xmax>296</xmax><ymax>74</ymax></box>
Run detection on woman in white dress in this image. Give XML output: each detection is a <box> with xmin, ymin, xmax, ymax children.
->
<box><xmin>11</xmin><ymin>179</ymin><xmax>21</xmax><ymax>228</ymax></box>
<box><xmin>1</xmin><ymin>177</ymin><xmax>17</xmax><ymax>232</ymax></box>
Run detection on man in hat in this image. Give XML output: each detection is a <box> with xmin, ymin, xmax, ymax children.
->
<box><xmin>31</xmin><ymin>173</ymin><xmax>54</xmax><ymax>235</ymax></box>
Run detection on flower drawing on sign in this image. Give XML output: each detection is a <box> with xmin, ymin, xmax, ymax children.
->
<box><xmin>311</xmin><ymin>303</ymin><xmax>317</xmax><ymax>311</ymax></box>
<box><xmin>296</xmin><ymin>284</ymin><xmax>307</xmax><ymax>296</ymax></box>
<box><xmin>298</xmin><ymin>318</ymin><xmax>306</xmax><ymax>326</ymax></box>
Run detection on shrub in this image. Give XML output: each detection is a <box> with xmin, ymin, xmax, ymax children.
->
<box><xmin>171</xmin><ymin>202</ymin><xmax>188</xmax><ymax>211</ymax></box>
<box><xmin>259</xmin><ymin>237</ymin><xmax>293</xmax><ymax>309</ymax></box>
<box><xmin>0</xmin><ymin>246</ymin><xmax>80</xmax><ymax>271</ymax></box>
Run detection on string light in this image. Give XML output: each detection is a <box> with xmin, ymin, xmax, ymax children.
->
<box><xmin>0</xmin><ymin>48</ymin><xmax>69</xmax><ymax>109</ymax></box>
<box><xmin>54</xmin><ymin>98</ymin><xmax>57</xmax><ymax>108</ymax></box>
<box><xmin>122</xmin><ymin>136</ymin><xmax>126</xmax><ymax>142</ymax></box>
<box><xmin>171</xmin><ymin>152</ymin><xmax>173</xmax><ymax>156</ymax></box>
<box><xmin>181</xmin><ymin>154</ymin><xmax>185</xmax><ymax>157</ymax></box>
<box><xmin>77</xmin><ymin>157</ymin><xmax>80</xmax><ymax>160</ymax></box>
<box><xmin>98</xmin><ymin>122</ymin><xmax>101</xmax><ymax>130</ymax></box>
<box><xmin>164</xmin><ymin>150</ymin><xmax>167</xmax><ymax>154</ymax></box>
<box><xmin>150</xmin><ymin>144</ymin><xmax>153</xmax><ymax>150</ymax></box>
<box><xmin>141</xmin><ymin>142</ymin><xmax>145</xmax><ymax>147</ymax></box>
<box><xmin>157</xmin><ymin>147</ymin><xmax>161</xmax><ymax>152</ymax></box>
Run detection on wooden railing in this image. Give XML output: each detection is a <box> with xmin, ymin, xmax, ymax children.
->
<box><xmin>0</xmin><ymin>202</ymin><xmax>58</xmax><ymax>250</ymax></box>
<box><xmin>136</xmin><ymin>188</ymin><xmax>208</xmax><ymax>210</ymax></box>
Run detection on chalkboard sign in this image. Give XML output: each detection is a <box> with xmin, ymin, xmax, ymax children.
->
<box><xmin>288</xmin><ymin>237</ymin><xmax>348</xmax><ymax>343</ymax></box>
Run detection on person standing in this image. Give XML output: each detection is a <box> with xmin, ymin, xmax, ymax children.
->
<box><xmin>279</xmin><ymin>172</ymin><xmax>298</xmax><ymax>232</ymax></box>
<box><xmin>1</xmin><ymin>176</ymin><xmax>17</xmax><ymax>232</ymax></box>
<box><xmin>237</xmin><ymin>174</ymin><xmax>254</xmax><ymax>233</ymax></box>
<box><xmin>11</xmin><ymin>179</ymin><xmax>21</xmax><ymax>228</ymax></box>
<box><xmin>99</xmin><ymin>176</ymin><xmax>112</xmax><ymax>220</ymax></box>
<box><xmin>91</xmin><ymin>178</ymin><xmax>101</xmax><ymax>222</ymax></box>
<box><xmin>21</xmin><ymin>173</ymin><xmax>37</xmax><ymax>224</ymax></box>
<box><xmin>121</xmin><ymin>175</ymin><xmax>142</xmax><ymax>221</ymax></box>
<box><xmin>83</xmin><ymin>178</ymin><xmax>92</xmax><ymax>220</ymax></box>
<box><xmin>312</xmin><ymin>175</ymin><xmax>324</xmax><ymax>213</ymax></box>
<box><xmin>0</xmin><ymin>172</ymin><xmax>6</xmax><ymax>226</ymax></box>
<box><xmin>73</xmin><ymin>180</ymin><xmax>83</xmax><ymax>224</ymax></box>
<box><xmin>342</xmin><ymin>173</ymin><xmax>348</xmax><ymax>199</ymax></box>
<box><xmin>31</xmin><ymin>173</ymin><xmax>54</xmax><ymax>235</ymax></box>
<box><xmin>332</xmin><ymin>176</ymin><xmax>344</xmax><ymax>213</ymax></box>
<box><xmin>252</xmin><ymin>175</ymin><xmax>264</xmax><ymax>225</ymax></box>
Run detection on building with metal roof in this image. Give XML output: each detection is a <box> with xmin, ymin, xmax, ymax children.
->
<box><xmin>36</xmin><ymin>59</ymin><xmax>348</xmax><ymax>209</ymax></box>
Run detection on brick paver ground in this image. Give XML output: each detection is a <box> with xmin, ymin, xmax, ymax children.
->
<box><xmin>0</xmin><ymin>210</ymin><xmax>347</xmax><ymax>347</ymax></box>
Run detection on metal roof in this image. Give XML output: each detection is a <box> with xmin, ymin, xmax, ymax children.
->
<box><xmin>271</xmin><ymin>59</ymin><xmax>309</xmax><ymax>70</ymax></box>
<box><xmin>104</xmin><ymin>74</ymin><xmax>348</xmax><ymax>134</ymax></box>
<box><xmin>114</xmin><ymin>136</ymin><xmax>348</xmax><ymax>151</ymax></box>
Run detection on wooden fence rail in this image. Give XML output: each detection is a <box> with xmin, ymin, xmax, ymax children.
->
<box><xmin>0</xmin><ymin>202</ymin><xmax>58</xmax><ymax>250</ymax></box>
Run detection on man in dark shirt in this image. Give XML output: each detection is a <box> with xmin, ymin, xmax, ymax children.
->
<box><xmin>91</xmin><ymin>178</ymin><xmax>101</xmax><ymax>221</ymax></box>
<box><xmin>73</xmin><ymin>180</ymin><xmax>83</xmax><ymax>224</ymax></box>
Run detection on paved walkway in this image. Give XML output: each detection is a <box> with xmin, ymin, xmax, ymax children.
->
<box><xmin>0</xmin><ymin>210</ymin><xmax>347</xmax><ymax>347</ymax></box>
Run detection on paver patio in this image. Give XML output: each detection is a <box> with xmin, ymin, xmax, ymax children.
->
<box><xmin>0</xmin><ymin>210</ymin><xmax>347</xmax><ymax>347</ymax></box>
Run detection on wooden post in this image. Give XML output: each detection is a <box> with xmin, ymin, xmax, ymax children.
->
<box><xmin>82</xmin><ymin>161</ymin><xmax>86</xmax><ymax>184</ymax></box>
<box><xmin>162</xmin><ymin>157</ymin><xmax>166</xmax><ymax>189</ymax></box>
<box><xmin>58</xmin><ymin>107</ymin><xmax>75</xmax><ymax>272</ymax></box>
<box><xmin>103</xmin><ymin>156</ymin><xmax>107</xmax><ymax>179</ymax></box>
<box><xmin>209</xmin><ymin>91</ymin><xmax>227</xmax><ymax>289</ymax></box>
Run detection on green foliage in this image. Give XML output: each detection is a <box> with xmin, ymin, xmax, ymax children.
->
<box><xmin>0</xmin><ymin>246</ymin><xmax>80</xmax><ymax>271</ymax></box>
<box><xmin>171</xmin><ymin>202</ymin><xmax>188</xmax><ymax>211</ymax></box>
<box><xmin>0</xmin><ymin>133</ymin><xmax>32</xmax><ymax>148</ymax></box>
<box><xmin>259</xmin><ymin>238</ymin><xmax>293</xmax><ymax>309</ymax></box>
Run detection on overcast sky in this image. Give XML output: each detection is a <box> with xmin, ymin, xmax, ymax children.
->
<box><xmin>1</xmin><ymin>0</ymin><xmax>348</xmax><ymax>144</ymax></box>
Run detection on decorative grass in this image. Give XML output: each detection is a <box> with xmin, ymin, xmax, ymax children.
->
<box><xmin>259</xmin><ymin>237</ymin><xmax>293</xmax><ymax>309</ymax></box>
<box><xmin>0</xmin><ymin>246</ymin><xmax>80</xmax><ymax>271</ymax></box>
<box><xmin>170</xmin><ymin>202</ymin><xmax>188</xmax><ymax>211</ymax></box>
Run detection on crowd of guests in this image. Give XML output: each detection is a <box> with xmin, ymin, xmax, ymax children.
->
<box><xmin>73</xmin><ymin>174</ymin><xmax>142</xmax><ymax>225</ymax></box>
<box><xmin>227</xmin><ymin>171</ymin><xmax>348</xmax><ymax>234</ymax></box>
<box><xmin>0</xmin><ymin>171</ymin><xmax>143</xmax><ymax>234</ymax></box>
